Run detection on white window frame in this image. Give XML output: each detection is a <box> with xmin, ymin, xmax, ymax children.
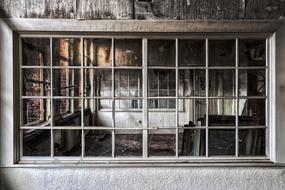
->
<box><xmin>0</xmin><ymin>19</ymin><xmax>283</xmax><ymax>166</ymax></box>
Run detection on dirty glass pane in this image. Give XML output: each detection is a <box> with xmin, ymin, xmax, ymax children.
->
<box><xmin>52</xmin><ymin>38</ymin><xmax>82</xmax><ymax>66</ymax></box>
<box><xmin>22</xmin><ymin>69</ymin><xmax>51</xmax><ymax>96</ymax></box>
<box><xmin>239</xmin><ymin>39</ymin><xmax>266</xmax><ymax>67</ymax></box>
<box><xmin>52</xmin><ymin>69</ymin><xmax>81</xmax><ymax>96</ymax></box>
<box><xmin>238</xmin><ymin>99</ymin><xmax>265</xmax><ymax>126</ymax></box>
<box><xmin>22</xmin><ymin>99</ymin><xmax>51</xmax><ymax>126</ymax></box>
<box><xmin>84</xmin><ymin>99</ymin><xmax>113</xmax><ymax>127</ymax></box>
<box><xmin>208</xmin><ymin>99</ymin><xmax>236</xmax><ymax>126</ymax></box>
<box><xmin>179</xmin><ymin>129</ymin><xmax>206</xmax><ymax>156</ymax></box>
<box><xmin>115</xmin><ymin>39</ymin><xmax>142</xmax><ymax>67</ymax></box>
<box><xmin>22</xmin><ymin>38</ymin><xmax>50</xmax><ymax>66</ymax></box>
<box><xmin>54</xmin><ymin>130</ymin><xmax>82</xmax><ymax>156</ymax></box>
<box><xmin>148</xmin><ymin>40</ymin><xmax>175</xmax><ymax>67</ymax></box>
<box><xmin>209</xmin><ymin>129</ymin><xmax>235</xmax><ymax>156</ymax></box>
<box><xmin>148</xmin><ymin>129</ymin><xmax>176</xmax><ymax>156</ymax></box>
<box><xmin>115</xmin><ymin>130</ymin><xmax>142</xmax><ymax>156</ymax></box>
<box><xmin>148</xmin><ymin>104</ymin><xmax>176</xmax><ymax>128</ymax></box>
<box><xmin>209</xmin><ymin>69</ymin><xmax>235</xmax><ymax>97</ymax></box>
<box><xmin>238</xmin><ymin>69</ymin><xmax>266</xmax><ymax>96</ymax></box>
<box><xmin>53</xmin><ymin>99</ymin><xmax>82</xmax><ymax>126</ymax></box>
<box><xmin>209</xmin><ymin>40</ymin><xmax>235</xmax><ymax>67</ymax></box>
<box><xmin>115</xmin><ymin>69</ymin><xmax>142</xmax><ymax>97</ymax></box>
<box><xmin>84</xmin><ymin>39</ymin><xmax>112</xmax><ymax>67</ymax></box>
<box><xmin>148</xmin><ymin>69</ymin><xmax>175</xmax><ymax>97</ymax></box>
<box><xmin>239</xmin><ymin>129</ymin><xmax>265</xmax><ymax>156</ymax></box>
<box><xmin>179</xmin><ymin>39</ymin><xmax>205</xmax><ymax>67</ymax></box>
<box><xmin>84</xmin><ymin>69</ymin><xmax>112</xmax><ymax>97</ymax></box>
<box><xmin>23</xmin><ymin>129</ymin><xmax>51</xmax><ymax>156</ymax></box>
<box><xmin>85</xmin><ymin>130</ymin><xmax>112</xmax><ymax>156</ymax></box>
<box><xmin>178</xmin><ymin>99</ymin><xmax>206</xmax><ymax>127</ymax></box>
<box><xmin>178</xmin><ymin>69</ymin><xmax>206</xmax><ymax>97</ymax></box>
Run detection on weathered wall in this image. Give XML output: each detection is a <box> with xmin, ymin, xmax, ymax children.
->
<box><xmin>0</xmin><ymin>0</ymin><xmax>285</xmax><ymax>20</ymax></box>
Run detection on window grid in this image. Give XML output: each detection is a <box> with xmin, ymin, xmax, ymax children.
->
<box><xmin>19</xmin><ymin>36</ymin><xmax>269</xmax><ymax>161</ymax></box>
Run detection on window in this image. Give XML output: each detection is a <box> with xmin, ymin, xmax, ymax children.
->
<box><xmin>20</xmin><ymin>35</ymin><xmax>269</xmax><ymax>161</ymax></box>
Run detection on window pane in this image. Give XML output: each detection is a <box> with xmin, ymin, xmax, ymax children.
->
<box><xmin>239</xmin><ymin>39</ymin><xmax>265</xmax><ymax>67</ymax></box>
<box><xmin>208</xmin><ymin>99</ymin><xmax>236</xmax><ymax>126</ymax></box>
<box><xmin>148</xmin><ymin>69</ymin><xmax>175</xmax><ymax>97</ymax></box>
<box><xmin>209</xmin><ymin>40</ymin><xmax>235</xmax><ymax>67</ymax></box>
<box><xmin>54</xmin><ymin>130</ymin><xmax>82</xmax><ymax>156</ymax></box>
<box><xmin>84</xmin><ymin>130</ymin><xmax>112</xmax><ymax>156</ymax></box>
<box><xmin>115</xmin><ymin>39</ymin><xmax>142</xmax><ymax>67</ymax></box>
<box><xmin>239</xmin><ymin>99</ymin><xmax>265</xmax><ymax>126</ymax></box>
<box><xmin>22</xmin><ymin>69</ymin><xmax>51</xmax><ymax>96</ymax></box>
<box><xmin>179</xmin><ymin>39</ymin><xmax>205</xmax><ymax>67</ymax></box>
<box><xmin>53</xmin><ymin>69</ymin><xmax>82</xmax><ymax>96</ymax></box>
<box><xmin>115</xmin><ymin>69</ymin><xmax>142</xmax><ymax>97</ymax></box>
<box><xmin>209</xmin><ymin>129</ymin><xmax>235</xmax><ymax>156</ymax></box>
<box><xmin>239</xmin><ymin>69</ymin><xmax>266</xmax><ymax>96</ymax></box>
<box><xmin>148</xmin><ymin>129</ymin><xmax>176</xmax><ymax>156</ymax></box>
<box><xmin>84</xmin><ymin>39</ymin><xmax>112</xmax><ymax>67</ymax></box>
<box><xmin>178</xmin><ymin>69</ymin><xmax>206</xmax><ymax>97</ymax></box>
<box><xmin>148</xmin><ymin>40</ymin><xmax>175</xmax><ymax>67</ymax></box>
<box><xmin>209</xmin><ymin>69</ymin><xmax>235</xmax><ymax>97</ymax></box>
<box><xmin>84</xmin><ymin>69</ymin><xmax>112</xmax><ymax>97</ymax></box>
<box><xmin>178</xmin><ymin>99</ymin><xmax>206</xmax><ymax>127</ymax></box>
<box><xmin>115</xmin><ymin>130</ymin><xmax>142</xmax><ymax>156</ymax></box>
<box><xmin>53</xmin><ymin>99</ymin><xmax>82</xmax><ymax>126</ymax></box>
<box><xmin>239</xmin><ymin>129</ymin><xmax>265</xmax><ymax>156</ymax></box>
<box><xmin>179</xmin><ymin>129</ymin><xmax>206</xmax><ymax>156</ymax></box>
<box><xmin>52</xmin><ymin>38</ymin><xmax>82</xmax><ymax>66</ymax></box>
<box><xmin>148</xmin><ymin>102</ymin><xmax>176</xmax><ymax>127</ymax></box>
<box><xmin>23</xmin><ymin>129</ymin><xmax>51</xmax><ymax>156</ymax></box>
<box><xmin>22</xmin><ymin>38</ymin><xmax>50</xmax><ymax>66</ymax></box>
<box><xmin>22</xmin><ymin>99</ymin><xmax>51</xmax><ymax>126</ymax></box>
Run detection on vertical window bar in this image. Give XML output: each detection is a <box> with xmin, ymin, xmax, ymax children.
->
<box><xmin>142</xmin><ymin>38</ymin><xmax>148</xmax><ymax>158</ymax></box>
<box><xmin>205</xmin><ymin>38</ymin><xmax>209</xmax><ymax>157</ymax></box>
<box><xmin>81</xmin><ymin>37</ymin><xmax>84</xmax><ymax>157</ymax></box>
<box><xmin>265</xmin><ymin>37</ymin><xmax>269</xmax><ymax>156</ymax></box>
<box><xmin>235</xmin><ymin>38</ymin><xmax>239</xmax><ymax>157</ymax></box>
<box><xmin>175</xmin><ymin>38</ymin><xmax>179</xmax><ymax>157</ymax></box>
<box><xmin>19</xmin><ymin>37</ymin><xmax>23</xmax><ymax>158</ymax></box>
<box><xmin>50</xmin><ymin>37</ymin><xmax>54</xmax><ymax>158</ymax></box>
<box><xmin>111</xmin><ymin>38</ymin><xmax>115</xmax><ymax>158</ymax></box>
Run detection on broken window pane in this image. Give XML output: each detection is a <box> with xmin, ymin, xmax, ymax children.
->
<box><xmin>209</xmin><ymin>129</ymin><xmax>235</xmax><ymax>156</ymax></box>
<box><xmin>84</xmin><ymin>130</ymin><xmax>112</xmax><ymax>156</ymax></box>
<box><xmin>22</xmin><ymin>38</ymin><xmax>50</xmax><ymax>66</ymax></box>
<box><xmin>115</xmin><ymin>39</ymin><xmax>142</xmax><ymax>67</ymax></box>
<box><xmin>52</xmin><ymin>38</ymin><xmax>82</xmax><ymax>66</ymax></box>
<box><xmin>178</xmin><ymin>99</ymin><xmax>206</xmax><ymax>127</ymax></box>
<box><xmin>84</xmin><ymin>39</ymin><xmax>112</xmax><ymax>67</ymax></box>
<box><xmin>209</xmin><ymin>40</ymin><xmax>235</xmax><ymax>67</ymax></box>
<box><xmin>178</xmin><ymin>69</ymin><xmax>206</xmax><ymax>97</ymax></box>
<box><xmin>22</xmin><ymin>69</ymin><xmax>51</xmax><ymax>96</ymax></box>
<box><xmin>148</xmin><ymin>40</ymin><xmax>175</xmax><ymax>67</ymax></box>
<box><xmin>84</xmin><ymin>69</ymin><xmax>112</xmax><ymax>97</ymax></box>
<box><xmin>239</xmin><ymin>69</ymin><xmax>266</xmax><ymax>96</ymax></box>
<box><xmin>179</xmin><ymin>39</ymin><xmax>205</xmax><ymax>67</ymax></box>
<box><xmin>179</xmin><ymin>129</ymin><xmax>206</xmax><ymax>156</ymax></box>
<box><xmin>115</xmin><ymin>69</ymin><xmax>142</xmax><ymax>97</ymax></box>
<box><xmin>53</xmin><ymin>99</ymin><xmax>82</xmax><ymax>126</ymax></box>
<box><xmin>54</xmin><ymin>129</ymin><xmax>82</xmax><ymax>156</ymax></box>
<box><xmin>52</xmin><ymin>69</ymin><xmax>82</xmax><ymax>96</ymax></box>
<box><xmin>239</xmin><ymin>129</ymin><xmax>265</xmax><ymax>156</ymax></box>
<box><xmin>239</xmin><ymin>39</ymin><xmax>265</xmax><ymax>67</ymax></box>
<box><xmin>148</xmin><ymin>69</ymin><xmax>175</xmax><ymax>97</ymax></box>
<box><xmin>148</xmin><ymin>129</ymin><xmax>176</xmax><ymax>156</ymax></box>
<box><xmin>115</xmin><ymin>130</ymin><xmax>142</xmax><ymax>156</ymax></box>
<box><xmin>22</xmin><ymin>99</ymin><xmax>51</xmax><ymax>126</ymax></box>
<box><xmin>209</xmin><ymin>69</ymin><xmax>235</xmax><ymax>97</ymax></box>
<box><xmin>23</xmin><ymin>129</ymin><xmax>51</xmax><ymax>156</ymax></box>
<box><xmin>239</xmin><ymin>99</ymin><xmax>265</xmax><ymax>126</ymax></box>
<box><xmin>208</xmin><ymin>99</ymin><xmax>236</xmax><ymax>126</ymax></box>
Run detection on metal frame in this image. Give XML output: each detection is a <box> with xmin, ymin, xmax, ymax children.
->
<box><xmin>18</xmin><ymin>33</ymin><xmax>272</xmax><ymax>164</ymax></box>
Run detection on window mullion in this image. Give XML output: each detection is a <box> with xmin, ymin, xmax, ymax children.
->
<box><xmin>81</xmin><ymin>37</ymin><xmax>84</xmax><ymax>158</ymax></box>
<box><xmin>111</xmin><ymin>38</ymin><xmax>115</xmax><ymax>158</ymax></box>
<box><xmin>142</xmin><ymin>38</ymin><xmax>148</xmax><ymax>158</ymax></box>
<box><xmin>50</xmin><ymin>37</ymin><xmax>54</xmax><ymax>158</ymax></box>
<box><xmin>205</xmin><ymin>38</ymin><xmax>209</xmax><ymax>157</ymax></box>
<box><xmin>235</xmin><ymin>38</ymin><xmax>239</xmax><ymax>157</ymax></box>
<box><xmin>175</xmin><ymin>38</ymin><xmax>179</xmax><ymax>158</ymax></box>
